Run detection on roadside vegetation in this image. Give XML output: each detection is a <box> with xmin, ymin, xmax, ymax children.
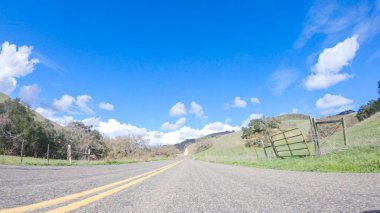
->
<box><xmin>0</xmin><ymin>95</ymin><xmax>178</xmax><ymax>166</ymax></box>
<box><xmin>194</xmin><ymin>112</ymin><xmax>380</xmax><ymax>173</ymax></box>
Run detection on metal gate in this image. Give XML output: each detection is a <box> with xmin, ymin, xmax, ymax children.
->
<box><xmin>270</xmin><ymin>128</ymin><xmax>310</xmax><ymax>158</ymax></box>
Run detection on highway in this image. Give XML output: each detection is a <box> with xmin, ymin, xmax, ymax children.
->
<box><xmin>0</xmin><ymin>159</ymin><xmax>379</xmax><ymax>213</ymax></box>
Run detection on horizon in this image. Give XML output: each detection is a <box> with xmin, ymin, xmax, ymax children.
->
<box><xmin>0</xmin><ymin>0</ymin><xmax>379</xmax><ymax>145</ymax></box>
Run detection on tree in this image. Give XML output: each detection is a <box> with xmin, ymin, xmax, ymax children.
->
<box><xmin>67</xmin><ymin>121</ymin><xmax>108</xmax><ymax>159</ymax></box>
<box><xmin>356</xmin><ymin>98</ymin><xmax>380</xmax><ymax>121</ymax></box>
<box><xmin>241</xmin><ymin>118</ymin><xmax>280</xmax><ymax>147</ymax></box>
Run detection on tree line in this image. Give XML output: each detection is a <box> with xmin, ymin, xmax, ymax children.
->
<box><xmin>0</xmin><ymin>98</ymin><xmax>177</xmax><ymax>160</ymax></box>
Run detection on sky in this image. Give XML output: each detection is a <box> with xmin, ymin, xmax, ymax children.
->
<box><xmin>0</xmin><ymin>0</ymin><xmax>379</xmax><ymax>145</ymax></box>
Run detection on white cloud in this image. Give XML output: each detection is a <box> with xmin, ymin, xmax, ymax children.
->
<box><xmin>169</xmin><ymin>102</ymin><xmax>187</xmax><ymax>117</ymax></box>
<box><xmin>88</xmin><ymin>117</ymin><xmax>239</xmax><ymax>146</ymax></box>
<box><xmin>76</xmin><ymin>95</ymin><xmax>94</xmax><ymax>115</ymax></box>
<box><xmin>18</xmin><ymin>84</ymin><xmax>40</xmax><ymax>105</ymax></box>
<box><xmin>97</xmin><ymin>119</ymin><xmax>148</xmax><ymax>138</ymax></box>
<box><xmin>279</xmin><ymin>108</ymin><xmax>299</xmax><ymax>116</ymax></box>
<box><xmin>250</xmin><ymin>97</ymin><xmax>261</xmax><ymax>104</ymax></box>
<box><xmin>241</xmin><ymin>113</ymin><xmax>263</xmax><ymax>127</ymax></box>
<box><xmin>304</xmin><ymin>35</ymin><xmax>359</xmax><ymax>90</ymax></box>
<box><xmin>232</xmin><ymin>97</ymin><xmax>247</xmax><ymax>108</ymax></box>
<box><xmin>36</xmin><ymin>107</ymin><xmax>55</xmax><ymax>118</ymax></box>
<box><xmin>81</xmin><ymin>117</ymin><xmax>101</xmax><ymax>127</ymax></box>
<box><xmin>316</xmin><ymin>94</ymin><xmax>353</xmax><ymax>115</ymax></box>
<box><xmin>36</xmin><ymin>107</ymin><xmax>74</xmax><ymax>126</ymax></box>
<box><xmin>268</xmin><ymin>68</ymin><xmax>298</xmax><ymax>96</ymax></box>
<box><xmin>52</xmin><ymin>94</ymin><xmax>75</xmax><ymax>112</ymax></box>
<box><xmin>161</xmin><ymin>117</ymin><xmax>187</xmax><ymax>131</ymax></box>
<box><xmin>0</xmin><ymin>41</ymin><xmax>39</xmax><ymax>95</ymax></box>
<box><xmin>189</xmin><ymin>101</ymin><xmax>207</xmax><ymax>119</ymax></box>
<box><xmin>99</xmin><ymin>102</ymin><xmax>114</xmax><ymax>111</ymax></box>
<box><xmin>157</xmin><ymin>122</ymin><xmax>239</xmax><ymax>145</ymax></box>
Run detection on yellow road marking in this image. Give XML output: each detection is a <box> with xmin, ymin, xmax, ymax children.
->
<box><xmin>0</xmin><ymin>161</ymin><xmax>181</xmax><ymax>213</ymax></box>
<box><xmin>45</xmin><ymin>161</ymin><xmax>182</xmax><ymax>213</ymax></box>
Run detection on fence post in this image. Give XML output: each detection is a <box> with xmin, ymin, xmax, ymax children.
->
<box><xmin>20</xmin><ymin>139</ymin><xmax>24</xmax><ymax>163</ymax></box>
<box><xmin>87</xmin><ymin>148</ymin><xmax>91</xmax><ymax>161</ymax></box>
<box><xmin>260</xmin><ymin>140</ymin><xmax>268</xmax><ymax>159</ymax></box>
<box><xmin>47</xmin><ymin>144</ymin><xmax>50</xmax><ymax>165</ymax></box>
<box><xmin>67</xmin><ymin>145</ymin><xmax>72</xmax><ymax>165</ymax></box>
<box><xmin>342</xmin><ymin>118</ymin><xmax>348</xmax><ymax>146</ymax></box>
<box><xmin>309</xmin><ymin>116</ymin><xmax>317</xmax><ymax>153</ymax></box>
<box><xmin>312</xmin><ymin>118</ymin><xmax>321</xmax><ymax>155</ymax></box>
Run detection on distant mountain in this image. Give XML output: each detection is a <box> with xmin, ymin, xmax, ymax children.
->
<box><xmin>337</xmin><ymin>110</ymin><xmax>355</xmax><ymax>116</ymax></box>
<box><xmin>174</xmin><ymin>130</ymin><xmax>235</xmax><ymax>151</ymax></box>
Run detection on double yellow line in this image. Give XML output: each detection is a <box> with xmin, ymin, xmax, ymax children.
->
<box><xmin>0</xmin><ymin>161</ymin><xmax>182</xmax><ymax>213</ymax></box>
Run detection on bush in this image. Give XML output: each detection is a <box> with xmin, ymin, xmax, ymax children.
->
<box><xmin>356</xmin><ymin>98</ymin><xmax>380</xmax><ymax>121</ymax></box>
<box><xmin>241</xmin><ymin>118</ymin><xmax>280</xmax><ymax>147</ymax></box>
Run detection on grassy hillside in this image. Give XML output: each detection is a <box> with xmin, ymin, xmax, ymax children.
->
<box><xmin>192</xmin><ymin>114</ymin><xmax>315</xmax><ymax>161</ymax></box>
<box><xmin>195</xmin><ymin>113</ymin><xmax>380</xmax><ymax>172</ymax></box>
<box><xmin>320</xmin><ymin>112</ymin><xmax>380</xmax><ymax>153</ymax></box>
<box><xmin>0</xmin><ymin>92</ymin><xmax>63</xmax><ymax>128</ymax></box>
<box><xmin>0</xmin><ymin>92</ymin><xmax>10</xmax><ymax>103</ymax></box>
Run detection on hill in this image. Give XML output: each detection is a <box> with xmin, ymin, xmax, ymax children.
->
<box><xmin>0</xmin><ymin>92</ymin><xmax>10</xmax><ymax>103</ymax></box>
<box><xmin>192</xmin><ymin>112</ymin><xmax>363</xmax><ymax>160</ymax></box>
<box><xmin>175</xmin><ymin>131</ymin><xmax>235</xmax><ymax>151</ymax></box>
<box><xmin>194</xmin><ymin>112</ymin><xmax>380</xmax><ymax>172</ymax></box>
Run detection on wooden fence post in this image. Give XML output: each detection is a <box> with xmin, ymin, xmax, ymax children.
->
<box><xmin>312</xmin><ymin>118</ymin><xmax>321</xmax><ymax>155</ymax></box>
<box><xmin>87</xmin><ymin>148</ymin><xmax>91</xmax><ymax>161</ymax></box>
<box><xmin>47</xmin><ymin>144</ymin><xmax>50</xmax><ymax>165</ymax></box>
<box><xmin>309</xmin><ymin>116</ymin><xmax>317</xmax><ymax>153</ymax></box>
<box><xmin>67</xmin><ymin>145</ymin><xmax>72</xmax><ymax>165</ymax></box>
<box><xmin>20</xmin><ymin>139</ymin><xmax>24</xmax><ymax>163</ymax></box>
<box><xmin>260</xmin><ymin>140</ymin><xmax>268</xmax><ymax>159</ymax></box>
<box><xmin>342</xmin><ymin>118</ymin><xmax>348</xmax><ymax>146</ymax></box>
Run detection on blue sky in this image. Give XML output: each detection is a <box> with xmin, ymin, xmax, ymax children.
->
<box><xmin>0</xmin><ymin>0</ymin><xmax>379</xmax><ymax>145</ymax></box>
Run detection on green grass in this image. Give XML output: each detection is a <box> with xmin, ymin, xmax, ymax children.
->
<box><xmin>195</xmin><ymin>113</ymin><xmax>380</xmax><ymax>173</ymax></box>
<box><xmin>0</xmin><ymin>155</ymin><xmax>169</xmax><ymax>166</ymax></box>
<box><xmin>203</xmin><ymin>147</ymin><xmax>380</xmax><ymax>173</ymax></box>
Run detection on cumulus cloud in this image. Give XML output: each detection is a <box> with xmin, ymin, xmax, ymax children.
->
<box><xmin>76</xmin><ymin>95</ymin><xmax>94</xmax><ymax>115</ymax></box>
<box><xmin>241</xmin><ymin>113</ymin><xmax>263</xmax><ymax>127</ymax></box>
<box><xmin>161</xmin><ymin>117</ymin><xmax>187</xmax><ymax>131</ymax></box>
<box><xmin>99</xmin><ymin>102</ymin><xmax>114</xmax><ymax>111</ymax></box>
<box><xmin>0</xmin><ymin>41</ymin><xmax>39</xmax><ymax>95</ymax></box>
<box><xmin>280</xmin><ymin>108</ymin><xmax>300</xmax><ymax>116</ymax></box>
<box><xmin>18</xmin><ymin>84</ymin><xmax>40</xmax><ymax>105</ymax></box>
<box><xmin>97</xmin><ymin>119</ymin><xmax>148</xmax><ymax>138</ymax></box>
<box><xmin>157</xmin><ymin>122</ymin><xmax>240</xmax><ymax>145</ymax></box>
<box><xmin>169</xmin><ymin>102</ymin><xmax>187</xmax><ymax>117</ymax></box>
<box><xmin>52</xmin><ymin>94</ymin><xmax>75</xmax><ymax>112</ymax></box>
<box><xmin>86</xmin><ymin>117</ymin><xmax>239</xmax><ymax>146</ymax></box>
<box><xmin>189</xmin><ymin>101</ymin><xmax>206</xmax><ymax>119</ymax></box>
<box><xmin>304</xmin><ymin>35</ymin><xmax>359</xmax><ymax>90</ymax></box>
<box><xmin>250</xmin><ymin>97</ymin><xmax>261</xmax><ymax>104</ymax></box>
<box><xmin>81</xmin><ymin>117</ymin><xmax>101</xmax><ymax>127</ymax></box>
<box><xmin>291</xmin><ymin>108</ymin><xmax>299</xmax><ymax>114</ymax></box>
<box><xmin>225</xmin><ymin>96</ymin><xmax>247</xmax><ymax>109</ymax></box>
<box><xmin>316</xmin><ymin>94</ymin><xmax>353</xmax><ymax>115</ymax></box>
<box><xmin>36</xmin><ymin>107</ymin><xmax>74</xmax><ymax>126</ymax></box>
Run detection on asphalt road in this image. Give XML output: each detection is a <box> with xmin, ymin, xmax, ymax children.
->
<box><xmin>0</xmin><ymin>159</ymin><xmax>379</xmax><ymax>213</ymax></box>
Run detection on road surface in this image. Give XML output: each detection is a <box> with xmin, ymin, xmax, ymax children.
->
<box><xmin>0</xmin><ymin>159</ymin><xmax>379</xmax><ymax>212</ymax></box>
